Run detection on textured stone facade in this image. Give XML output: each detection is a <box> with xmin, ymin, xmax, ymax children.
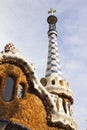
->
<box><xmin>0</xmin><ymin>61</ymin><xmax>62</xmax><ymax>130</ymax></box>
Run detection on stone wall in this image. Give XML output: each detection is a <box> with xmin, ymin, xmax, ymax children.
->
<box><xmin>0</xmin><ymin>63</ymin><xmax>62</xmax><ymax>130</ymax></box>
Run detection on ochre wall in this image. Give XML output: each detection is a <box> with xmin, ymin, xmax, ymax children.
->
<box><xmin>0</xmin><ymin>63</ymin><xmax>64</xmax><ymax>130</ymax></box>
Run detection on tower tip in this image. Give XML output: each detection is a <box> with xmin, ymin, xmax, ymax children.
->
<box><xmin>47</xmin><ymin>8</ymin><xmax>57</xmax><ymax>24</ymax></box>
<box><xmin>48</xmin><ymin>8</ymin><xmax>56</xmax><ymax>15</ymax></box>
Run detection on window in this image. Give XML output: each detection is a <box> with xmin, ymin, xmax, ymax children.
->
<box><xmin>40</xmin><ymin>78</ymin><xmax>47</xmax><ymax>86</ymax></box>
<box><xmin>3</xmin><ymin>77</ymin><xmax>14</xmax><ymax>102</ymax></box>
<box><xmin>59</xmin><ymin>80</ymin><xmax>64</xmax><ymax>86</ymax></box>
<box><xmin>52</xmin><ymin>79</ymin><xmax>55</xmax><ymax>85</ymax></box>
<box><xmin>49</xmin><ymin>24</ymin><xmax>56</xmax><ymax>30</ymax></box>
<box><xmin>63</xmin><ymin>99</ymin><xmax>67</xmax><ymax>113</ymax></box>
<box><xmin>17</xmin><ymin>83</ymin><xmax>25</xmax><ymax>99</ymax></box>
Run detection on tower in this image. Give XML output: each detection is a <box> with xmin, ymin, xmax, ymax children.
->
<box><xmin>45</xmin><ymin>8</ymin><xmax>62</xmax><ymax>78</ymax></box>
<box><xmin>40</xmin><ymin>8</ymin><xmax>77</xmax><ymax>130</ymax></box>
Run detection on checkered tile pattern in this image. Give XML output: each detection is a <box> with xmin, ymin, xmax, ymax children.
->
<box><xmin>45</xmin><ymin>31</ymin><xmax>62</xmax><ymax>78</ymax></box>
<box><xmin>4</xmin><ymin>43</ymin><xmax>15</xmax><ymax>52</ymax></box>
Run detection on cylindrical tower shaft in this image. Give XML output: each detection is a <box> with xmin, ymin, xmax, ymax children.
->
<box><xmin>45</xmin><ymin>9</ymin><xmax>62</xmax><ymax>78</ymax></box>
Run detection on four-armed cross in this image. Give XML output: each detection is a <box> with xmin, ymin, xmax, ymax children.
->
<box><xmin>48</xmin><ymin>8</ymin><xmax>56</xmax><ymax>15</ymax></box>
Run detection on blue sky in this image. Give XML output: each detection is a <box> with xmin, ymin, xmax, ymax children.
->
<box><xmin>0</xmin><ymin>0</ymin><xmax>87</xmax><ymax>129</ymax></box>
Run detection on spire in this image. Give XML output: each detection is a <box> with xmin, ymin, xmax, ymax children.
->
<box><xmin>45</xmin><ymin>8</ymin><xmax>62</xmax><ymax>78</ymax></box>
<box><xmin>41</xmin><ymin>9</ymin><xmax>77</xmax><ymax>130</ymax></box>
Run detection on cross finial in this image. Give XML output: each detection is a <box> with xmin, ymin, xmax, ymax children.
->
<box><xmin>48</xmin><ymin>8</ymin><xmax>56</xmax><ymax>15</ymax></box>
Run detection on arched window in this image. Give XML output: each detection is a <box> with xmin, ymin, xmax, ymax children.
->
<box><xmin>63</xmin><ymin>99</ymin><xmax>67</xmax><ymax>113</ymax></box>
<box><xmin>52</xmin><ymin>79</ymin><xmax>55</xmax><ymax>85</ymax></box>
<box><xmin>3</xmin><ymin>77</ymin><xmax>14</xmax><ymax>102</ymax></box>
<box><xmin>17</xmin><ymin>83</ymin><xmax>25</xmax><ymax>99</ymax></box>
